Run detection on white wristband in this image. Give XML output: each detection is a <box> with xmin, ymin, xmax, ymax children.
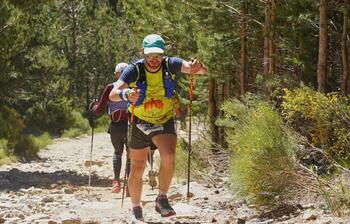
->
<box><xmin>121</xmin><ymin>89</ymin><xmax>131</xmax><ymax>102</ymax></box>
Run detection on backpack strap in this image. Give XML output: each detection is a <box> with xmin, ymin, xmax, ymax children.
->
<box><xmin>162</xmin><ymin>57</ymin><xmax>175</xmax><ymax>98</ymax></box>
<box><xmin>135</xmin><ymin>62</ymin><xmax>146</xmax><ymax>84</ymax></box>
<box><xmin>162</xmin><ymin>57</ymin><xmax>174</xmax><ymax>79</ymax></box>
<box><xmin>132</xmin><ymin>60</ymin><xmax>147</xmax><ymax>106</ymax></box>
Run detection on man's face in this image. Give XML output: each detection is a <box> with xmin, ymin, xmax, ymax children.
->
<box><xmin>144</xmin><ymin>53</ymin><xmax>163</xmax><ymax>70</ymax></box>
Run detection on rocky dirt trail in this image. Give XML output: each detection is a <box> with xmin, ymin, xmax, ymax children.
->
<box><xmin>0</xmin><ymin>130</ymin><xmax>349</xmax><ymax>224</ymax></box>
<box><xmin>0</xmin><ymin>132</ymin><xmax>236</xmax><ymax>224</ymax></box>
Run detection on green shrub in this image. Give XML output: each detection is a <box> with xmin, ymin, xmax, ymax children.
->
<box><xmin>0</xmin><ymin>139</ymin><xmax>9</xmax><ymax>159</ymax></box>
<box><xmin>14</xmin><ymin>135</ymin><xmax>39</xmax><ymax>157</ymax></box>
<box><xmin>33</xmin><ymin>132</ymin><xmax>53</xmax><ymax>149</ymax></box>
<box><xmin>219</xmin><ymin>96</ymin><xmax>299</xmax><ymax>207</ymax></box>
<box><xmin>70</xmin><ymin>110</ymin><xmax>90</xmax><ymax>133</ymax></box>
<box><xmin>62</xmin><ymin>110</ymin><xmax>91</xmax><ymax>138</ymax></box>
<box><xmin>282</xmin><ymin>85</ymin><xmax>350</xmax><ymax>163</ymax></box>
<box><xmin>62</xmin><ymin>110</ymin><xmax>111</xmax><ymax>138</ymax></box>
<box><xmin>94</xmin><ymin>115</ymin><xmax>110</xmax><ymax>133</ymax></box>
<box><xmin>0</xmin><ymin>138</ymin><xmax>14</xmax><ymax>165</ymax></box>
<box><xmin>62</xmin><ymin>128</ymin><xmax>83</xmax><ymax>138</ymax></box>
<box><xmin>25</xmin><ymin>97</ymin><xmax>74</xmax><ymax>134</ymax></box>
<box><xmin>174</xmin><ymin>137</ymin><xmax>208</xmax><ymax>180</ymax></box>
<box><xmin>0</xmin><ymin>105</ymin><xmax>26</xmax><ymax>148</ymax></box>
<box><xmin>0</xmin><ymin>106</ymin><xmax>53</xmax><ymax>158</ymax></box>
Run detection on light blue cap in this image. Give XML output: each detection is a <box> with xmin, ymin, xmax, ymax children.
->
<box><xmin>143</xmin><ymin>34</ymin><xmax>165</xmax><ymax>54</ymax></box>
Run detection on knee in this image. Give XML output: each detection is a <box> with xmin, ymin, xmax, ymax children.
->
<box><xmin>132</xmin><ymin>159</ymin><xmax>147</xmax><ymax>168</ymax></box>
<box><xmin>131</xmin><ymin>159</ymin><xmax>147</xmax><ymax>177</ymax></box>
<box><xmin>161</xmin><ymin>152</ymin><xmax>175</xmax><ymax>165</ymax></box>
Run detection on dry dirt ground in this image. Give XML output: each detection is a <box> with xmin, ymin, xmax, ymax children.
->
<box><xmin>0</xmin><ymin>130</ymin><xmax>349</xmax><ymax>224</ymax></box>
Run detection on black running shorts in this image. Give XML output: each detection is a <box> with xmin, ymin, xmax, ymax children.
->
<box><xmin>129</xmin><ymin>118</ymin><xmax>176</xmax><ymax>149</ymax></box>
<box><xmin>109</xmin><ymin>121</ymin><xmax>128</xmax><ymax>155</ymax></box>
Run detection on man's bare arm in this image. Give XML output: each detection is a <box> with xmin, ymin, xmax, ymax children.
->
<box><xmin>109</xmin><ymin>79</ymin><xmax>141</xmax><ymax>103</ymax></box>
<box><xmin>181</xmin><ymin>58</ymin><xmax>207</xmax><ymax>75</ymax></box>
<box><xmin>109</xmin><ymin>80</ymin><xmax>129</xmax><ymax>102</ymax></box>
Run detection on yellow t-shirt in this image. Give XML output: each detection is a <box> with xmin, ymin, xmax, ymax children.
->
<box><xmin>129</xmin><ymin>69</ymin><xmax>173</xmax><ymax>125</ymax></box>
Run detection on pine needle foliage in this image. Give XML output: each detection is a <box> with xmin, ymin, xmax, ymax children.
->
<box><xmin>220</xmin><ymin>95</ymin><xmax>299</xmax><ymax>207</ymax></box>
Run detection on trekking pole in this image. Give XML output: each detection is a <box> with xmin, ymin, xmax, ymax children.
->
<box><xmin>121</xmin><ymin>148</ymin><xmax>129</xmax><ymax>208</ymax></box>
<box><xmin>187</xmin><ymin>72</ymin><xmax>194</xmax><ymax>204</ymax></box>
<box><xmin>148</xmin><ymin>149</ymin><xmax>154</xmax><ymax>191</ymax></box>
<box><xmin>121</xmin><ymin>102</ymin><xmax>135</xmax><ymax>208</ymax></box>
<box><xmin>88</xmin><ymin>115</ymin><xmax>95</xmax><ymax>194</ymax></box>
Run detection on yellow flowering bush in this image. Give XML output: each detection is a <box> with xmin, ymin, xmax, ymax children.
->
<box><xmin>282</xmin><ymin>85</ymin><xmax>350</xmax><ymax>163</ymax></box>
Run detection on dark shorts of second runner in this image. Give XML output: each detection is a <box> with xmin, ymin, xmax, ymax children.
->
<box><xmin>108</xmin><ymin>121</ymin><xmax>127</xmax><ymax>155</ymax></box>
<box><xmin>129</xmin><ymin>118</ymin><xmax>176</xmax><ymax>149</ymax></box>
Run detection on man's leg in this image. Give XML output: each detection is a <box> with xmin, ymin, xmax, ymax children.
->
<box><xmin>110</xmin><ymin>125</ymin><xmax>125</xmax><ymax>193</ymax></box>
<box><xmin>152</xmin><ymin>134</ymin><xmax>176</xmax><ymax>193</ymax></box>
<box><xmin>152</xmin><ymin>134</ymin><xmax>177</xmax><ymax>217</ymax></box>
<box><xmin>128</xmin><ymin>147</ymin><xmax>148</xmax><ymax>206</ymax></box>
<box><xmin>148</xmin><ymin>144</ymin><xmax>157</xmax><ymax>188</ymax></box>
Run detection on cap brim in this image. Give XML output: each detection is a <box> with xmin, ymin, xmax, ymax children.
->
<box><xmin>144</xmin><ymin>47</ymin><xmax>164</xmax><ymax>55</ymax></box>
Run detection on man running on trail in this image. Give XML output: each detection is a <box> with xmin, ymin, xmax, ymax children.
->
<box><xmin>109</xmin><ymin>34</ymin><xmax>207</xmax><ymax>222</ymax></box>
<box><xmin>89</xmin><ymin>62</ymin><xmax>131</xmax><ymax>194</ymax></box>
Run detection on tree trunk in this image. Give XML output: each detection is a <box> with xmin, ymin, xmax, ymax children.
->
<box><xmin>86</xmin><ymin>78</ymin><xmax>90</xmax><ymax>111</ymax></box>
<box><xmin>263</xmin><ymin>0</ymin><xmax>272</xmax><ymax>80</ymax></box>
<box><xmin>251</xmin><ymin>63</ymin><xmax>257</xmax><ymax>93</ymax></box>
<box><xmin>62</xmin><ymin>1</ymin><xmax>79</xmax><ymax>97</ymax></box>
<box><xmin>317</xmin><ymin>0</ymin><xmax>328</xmax><ymax>93</ymax></box>
<box><xmin>222</xmin><ymin>82</ymin><xmax>230</xmax><ymax>101</ymax></box>
<box><xmin>240</xmin><ymin>1</ymin><xmax>247</xmax><ymax>96</ymax></box>
<box><xmin>341</xmin><ymin>0</ymin><xmax>349</xmax><ymax>96</ymax></box>
<box><xmin>220</xmin><ymin>82</ymin><xmax>229</xmax><ymax>148</ymax></box>
<box><xmin>251</xmin><ymin>35</ymin><xmax>258</xmax><ymax>93</ymax></box>
<box><xmin>348</xmin><ymin>46</ymin><xmax>350</xmax><ymax>93</ymax></box>
<box><xmin>208</xmin><ymin>78</ymin><xmax>219</xmax><ymax>151</ymax></box>
<box><xmin>269</xmin><ymin>0</ymin><xmax>276</xmax><ymax>75</ymax></box>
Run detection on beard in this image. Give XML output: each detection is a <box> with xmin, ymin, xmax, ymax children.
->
<box><xmin>145</xmin><ymin>60</ymin><xmax>161</xmax><ymax>70</ymax></box>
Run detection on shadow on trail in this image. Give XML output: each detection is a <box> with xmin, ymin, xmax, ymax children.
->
<box><xmin>146</xmin><ymin>222</ymin><xmax>201</xmax><ymax>224</ymax></box>
<box><xmin>0</xmin><ymin>168</ymin><xmax>110</xmax><ymax>191</ymax></box>
<box><xmin>259</xmin><ymin>204</ymin><xmax>302</xmax><ymax>220</ymax></box>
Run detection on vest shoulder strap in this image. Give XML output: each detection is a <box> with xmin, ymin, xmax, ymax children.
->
<box><xmin>164</xmin><ymin>57</ymin><xmax>171</xmax><ymax>74</ymax></box>
<box><xmin>162</xmin><ymin>57</ymin><xmax>175</xmax><ymax>80</ymax></box>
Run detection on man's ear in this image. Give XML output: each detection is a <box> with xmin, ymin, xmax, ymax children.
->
<box><xmin>140</xmin><ymin>48</ymin><xmax>145</xmax><ymax>56</ymax></box>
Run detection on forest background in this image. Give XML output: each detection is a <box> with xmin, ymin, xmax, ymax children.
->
<box><xmin>1</xmin><ymin>0</ymin><xmax>350</xmax><ymax>215</ymax></box>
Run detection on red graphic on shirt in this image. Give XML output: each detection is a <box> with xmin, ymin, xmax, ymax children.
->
<box><xmin>144</xmin><ymin>99</ymin><xmax>164</xmax><ymax>111</ymax></box>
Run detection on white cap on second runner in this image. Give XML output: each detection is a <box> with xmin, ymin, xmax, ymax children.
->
<box><xmin>115</xmin><ymin>62</ymin><xmax>128</xmax><ymax>73</ymax></box>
